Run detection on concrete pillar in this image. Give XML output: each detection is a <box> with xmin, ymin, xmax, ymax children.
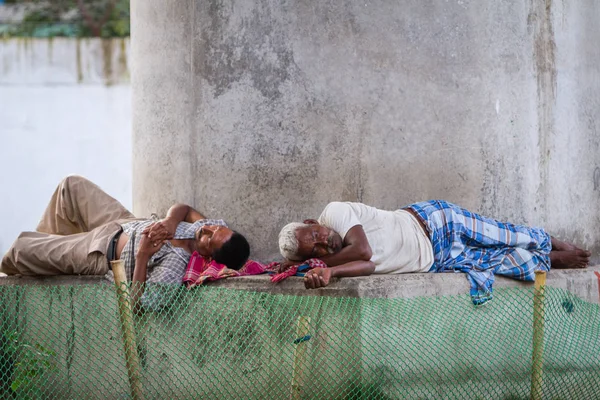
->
<box><xmin>131</xmin><ymin>0</ymin><xmax>600</xmax><ymax>261</ymax></box>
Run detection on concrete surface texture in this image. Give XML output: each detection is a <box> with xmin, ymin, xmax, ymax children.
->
<box><xmin>3</xmin><ymin>266</ymin><xmax>599</xmax><ymax>303</ymax></box>
<box><xmin>131</xmin><ymin>0</ymin><xmax>600</xmax><ymax>262</ymax></box>
<box><xmin>0</xmin><ymin>38</ymin><xmax>132</xmax><ymax>256</ymax></box>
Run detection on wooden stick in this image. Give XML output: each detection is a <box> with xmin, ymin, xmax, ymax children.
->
<box><xmin>290</xmin><ymin>316</ymin><xmax>311</xmax><ymax>400</ymax></box>
<box><xmin>531</xmin><ymin>271</ymin><xmax>547</xmax><ymax>400</ymax></box>
<box><xmin>594</xmin><ymin>271</ymin><xmax>600</xmax><ymax>303</ymax></box>
<box><xmin>111</xmin><ymin>260</ymin><xmax>144</xmax><ymax>400</ymax></box>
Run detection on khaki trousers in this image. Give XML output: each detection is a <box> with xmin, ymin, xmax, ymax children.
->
<box><xmin>1</xmin><ymin>176</ymin><xmax>136</xmax><ymax>276</ymax></box>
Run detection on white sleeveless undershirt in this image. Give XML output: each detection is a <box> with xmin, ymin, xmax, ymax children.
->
<box><xmin>318</xmin><ymin>202</ymin><xmax>433</xmax><ymax>274</ymax></box>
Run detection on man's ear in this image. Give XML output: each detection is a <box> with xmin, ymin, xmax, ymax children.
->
<box><xmin>304</xmin><ymin>219</ymin><xmax>319</xmax><ymax>225</ymax></box>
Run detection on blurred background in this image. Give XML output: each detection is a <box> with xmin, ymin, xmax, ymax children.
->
<box><xmin>0</xmin><ymin>0</ymin><xmax>131</xmax><ymax>255</ymax></box>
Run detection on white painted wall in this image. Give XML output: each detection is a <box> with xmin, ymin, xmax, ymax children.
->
<box><xmin>0</xmin><ymin>38</ymin><xmax>131</xmax><ymax>255</ymax></box>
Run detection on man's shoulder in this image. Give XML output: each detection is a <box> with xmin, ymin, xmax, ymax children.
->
<box><xmin>322</xmin><ymin>201</ymin><xmax>362</xmax><ymax>212</ymax></box>
<box><xmin>319</xmin><ymin>202</ymin><xmax>365</xmax><ymax>224</ymax></box>
<box><xmin>320</xmin><ymin>202</ymin><xmax>351</xmax><ymax>220</ymax></box>
<box><xmin>321</xmin><ymin>201</ymin><xmax>375</xmax><ymax>216</ymax></box>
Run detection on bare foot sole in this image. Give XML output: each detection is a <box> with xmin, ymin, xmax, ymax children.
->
<box><xmin>550</xmin><ymin>249</ymin><xmax>591</xmax><ymax>269</ymax></box>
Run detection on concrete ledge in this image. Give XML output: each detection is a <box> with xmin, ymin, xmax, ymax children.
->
<box><xmin>2</xmin><ymin>266</ymin><xmax>599</xmax><ymax>303</ymax></box>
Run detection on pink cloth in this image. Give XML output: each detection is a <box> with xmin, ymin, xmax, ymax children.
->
<box><xmin>182</xmin><ymin>251</ymin><xmax>329</xmax><ymax>288</ymax></box>
<box><xmin>183</xmin><ymin>251</ymin><xmax>269</xmax><ymax>288</ymax></box>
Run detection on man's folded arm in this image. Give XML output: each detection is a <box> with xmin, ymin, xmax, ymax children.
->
<box><xmin>330</xmin><ymin>260</ymin><xmax>376</xmax><ymax>277</ymax></box>
<box><xmin>165</xmin><ymin>204</ymin><xmax>207</xmax><ymax>224</ymax></box>
<box><xmin>318</xmin><ymin>225</ymin><xmax>372</xmax><ymax>267</ymax></box>
<box><xmin>145</xmin><ymin>204</ymin><xmax>207</xmax><ymax>239</ymax></box>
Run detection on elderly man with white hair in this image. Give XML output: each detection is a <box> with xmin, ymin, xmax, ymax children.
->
<box><xmin>278</xmin><ymin>201</ymin><xmax>590</xmax><ymax>305</ymax></box>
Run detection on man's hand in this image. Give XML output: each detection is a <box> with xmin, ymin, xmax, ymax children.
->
<box><xmin>137</xmin><ymin>231</ymin><xmax>166</xmax><ymax>258</ymax></box>
<box><xmin>142</xmin><ymin>221</ymin><xmax>175</xmax><ymax>246</ymax></box>
<box><xmin>303</xmin><ymin>260</ymin><xmax>375</xmax><ymax>289</ymax></box>
<box><xmin>276</xmin><ymin>259</ymin><xmax>299</xmax><ymax>273</ymax></box>
<box><xmin>304</xmin><ymin>267</ymin><xmax>332</xmax><ymax>289</ymax></box>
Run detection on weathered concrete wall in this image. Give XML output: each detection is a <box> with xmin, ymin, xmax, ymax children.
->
<box><xmin>131</xmin><ymin>0</ymin><xmax>600</xmax><ymax>261</ymax></box>
<box><xmin>1</xmin><ymin>38</ymin><xmax>130</xmax><ymax>85</ymax></box>
<box><xmin>0</xmin><ymin>38</ymin><xmax>131</xmax><ymax>256</ymax></box>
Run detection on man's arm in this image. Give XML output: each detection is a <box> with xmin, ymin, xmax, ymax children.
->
<box><xmin>130</xmin><ymin>231</ymin><xmax>165</xmax><ymax>314</ymax></box>
<box><xmin>130</xmin><ymin>254</ymin><xmax>150</xmax><ymax>315</ymax></box>
<box><xmin>318</xmin><ymin>225</ymin><xmax>372</xmax><ymax>267</ymax></box>
<box><xmin>304</xmin><ymin>260</ymin><xmax>375</xmax><ymax>289</ymax></box>
<box><xmin>166</xmin><ymin>203</ymin><xmax>207</xmax><ymax>224</ymax></box>
<box><xmin>145</xmin><ymin>204</ymin><xmax>207</xmax><ymax>240</ymax></box>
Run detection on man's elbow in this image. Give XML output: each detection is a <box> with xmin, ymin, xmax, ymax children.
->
<box><xmin>358</xmin><ymin>245</ymin><xmax>372</xmax><ymax>261</ymax></box>
<box><xmin>365</xmin><ymin>261</ymin><xmax>376</xmax><ymax>275</ymax></box>
<box><xmin>173</xmin><ymin>203</ymin><xmax>192</xmax><ymax>212</ymax></box>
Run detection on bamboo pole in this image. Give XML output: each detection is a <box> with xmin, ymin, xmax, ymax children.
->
<box><xmin>290</xmin><ymin>316</ymin><xmax>311</xmax><ymax>400</ymax></box>
<box><xmin>594</xmin><ymin>271</ymin><xmax>600</xmax><ymax>303</ymax></box>
<box><xmin>111</xmin><ymin>260</ymin><xmax>143</xmax><ymax>400</ymax></box>
<box><xmin>531</xmin><ymin>271</ymin><xmax>547</xmax><ymax>400</ymax></box>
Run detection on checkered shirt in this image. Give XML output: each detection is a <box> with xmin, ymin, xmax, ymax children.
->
<box><xmin>105</xmin><ymin>217</ymin><xmax>227</xmax><ymax>310</ymax></box>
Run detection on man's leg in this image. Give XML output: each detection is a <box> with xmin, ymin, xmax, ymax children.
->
<box><xmin>37</xmin><ymin>175</ymin><xmax>135</xmax><ymax>235</ymax></box>
<box><xmin>0</xmin><ymin>223</ymin><xmax>119</xmax><ymax>276</ymax></box>
<box><xmin>440</xmin><ymin>203</ymin><xmax>589</xmax><ymax>268</ymax></box>
<box><xmin>413</xmin><ymin>200</ymin><xmax>589</xmax><ymax>269</ymax></box>
<box><xmin>411</xmin><ymin>200</ymin><xmax>552</xmax><ymax>252</ymax></box>
<box><xmin>409</xmin><ymin>201</ymin><xmax>554</xmax><ymax>304</ymax></box>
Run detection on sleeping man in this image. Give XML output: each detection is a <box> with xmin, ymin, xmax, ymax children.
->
<box><xmin>278</xmin><ymin>201</ymin><xmax>591</xmax><ymax>304</ymax></box>
<box><xmin>1</xmin><ymin>175</ymin><xmax>250</xmax><ymax>311</ymax></box>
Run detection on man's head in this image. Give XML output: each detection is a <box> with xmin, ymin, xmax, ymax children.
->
<box><xmin>195</xmin><ymin>225</ymin><xmax>250</xmax><ymax>270</ymax></box>
<box><xmin>278</xmin><ymin>220</ymin><xmax>343</xmax><ymax>261</ymax></box>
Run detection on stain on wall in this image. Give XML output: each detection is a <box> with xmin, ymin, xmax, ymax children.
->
<box><xmin>0</xmin><ymin>38</ymin><xmax>130</xmax><ymax>86</ymax></box>
<box><xmin>529</xmin><ymin>0</ymin><xmax>557</xmax><ymax>223</ymax></box>
<box><xmin>198</xmin><ymin>0</ymin><xmax>295</xmax><ymax>99</ymax></box>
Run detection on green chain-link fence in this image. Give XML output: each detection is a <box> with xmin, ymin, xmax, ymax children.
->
<box><xmin>1</xmin><ymin>278</ymin><xmax>599</xmax><ymax>399</ymax></box>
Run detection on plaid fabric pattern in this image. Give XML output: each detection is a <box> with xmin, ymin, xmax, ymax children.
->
<box><xmin>268</xmin><ymin>259</ymin><xmax>329</xmax><ymax>283</ymax></box>
<box><xmin>183</xmin><ymin>255</ymin><xmax>328</xmax><ymax>287</ymax></box>
<box><xmin>183</xmin><ymin>252</ymin><xmax>268</xmax><ymax>288</ymax></box>
<box><xmin>406</xmin><ymin>200</ymin><xmax>552</xmax><ymax>305</ymax></box>
<box><xmin>106</xmin><ymin>217</ymin><xmax>227</xmax><ymax>310</ymax></box>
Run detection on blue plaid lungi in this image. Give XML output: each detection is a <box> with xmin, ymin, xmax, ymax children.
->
<box><xmin>406</xmin><ymin>200</ymin><xmax>551</xmax><ymax>305</ymax></box>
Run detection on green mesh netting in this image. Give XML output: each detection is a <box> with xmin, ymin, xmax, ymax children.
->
<box><xmin>1</xmin><ymin>282</ymin><xmax>599</xmax><ymax>399</ymax></box>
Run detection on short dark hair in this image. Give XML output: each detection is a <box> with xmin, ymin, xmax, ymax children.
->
<box><xmin>212</xmin><ymin>231</ymin><xmax>250</xmax><ymax>270</ymax></box>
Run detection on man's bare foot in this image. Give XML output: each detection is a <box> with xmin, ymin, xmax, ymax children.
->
<box><xmin>550</xmin><ymin>249</ymin><xmax>591</xmax><ymax>269</ymax></box>
<box><xmin>551</xmin><ymin>237</ymin><xmax>578</xmax><ymax>252</ymax></box>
